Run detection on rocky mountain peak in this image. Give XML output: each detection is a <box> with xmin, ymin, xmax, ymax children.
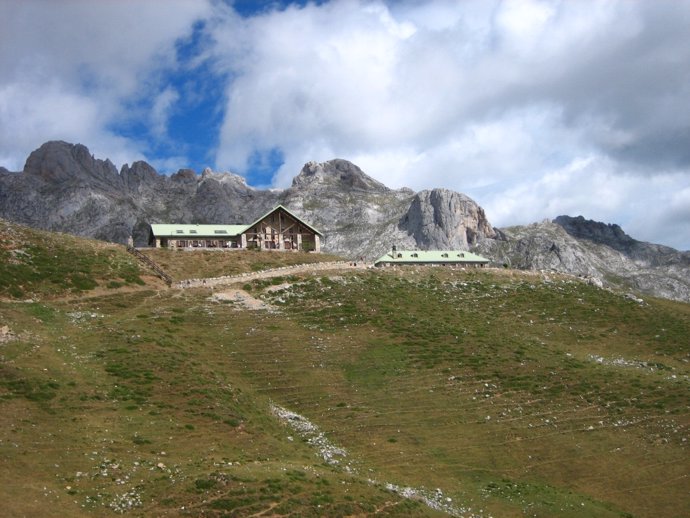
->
<box><xmin>552</xmin><ymin>214</ymin><xmax>685</xmax><ymax>267</ymax></box>
<box><xmin>200</xmin><ymin>168</ymin><xmax>250</xmax><ymax>187</ymax></box>
<box><xmin>291</xmin><ymin>159</ymin><xmax>389</xmax><ymax>192</ymax></box>
<box><xmin>554</xmin><ymin>215</ymin><xmax>635</xmax><ymax>248</ymax></box>
<box><xmin>24</xmin><ymin>140</ymin><xmax>119</xmax><ymax>186</ymax></box>
<box><xmin>171</xmin><ymin>169</ymin><xmax>198</xmax><ymax>183</ymax></box>
<box><xmin>120</xmin><ymin>161</ymin><xmax>161</xmax><ymax>193</ymax></box>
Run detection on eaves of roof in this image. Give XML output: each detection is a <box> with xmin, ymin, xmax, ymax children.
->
<box><xmin>245</xmin><ymin>205</ymin><xmax>323</xmax><ymax>236</ymax></box>
<box><xmin>150</xmin><ymin>224</ymin><xmax>249</xmax><ymax>238</ymax></box>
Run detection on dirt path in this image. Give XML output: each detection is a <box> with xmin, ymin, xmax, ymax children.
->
<box><xmin>175</xmin><ymin>261</ymin><xmax>368</xmax><ymax>290</ymax></box>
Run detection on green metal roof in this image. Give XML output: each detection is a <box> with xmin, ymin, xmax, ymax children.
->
<box><xmin>150</xmin><ymin>224</ymin><xmax>249</xmax><ymax>238</ymax></box>
<box><xmin>374</xmin><ymin>250</ymin><xmax>489</xmax><ymax>265</ymax></box>
<box><xmin>150</xmin><ymin>205</ymin><xmax>323</xmax><ymax>239</ymax></box>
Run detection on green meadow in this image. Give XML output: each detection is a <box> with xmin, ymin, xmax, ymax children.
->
<box><xmin>0</xmin><ymin>221</ymin><xmax>688</xmax><ymax>517</ymax></box>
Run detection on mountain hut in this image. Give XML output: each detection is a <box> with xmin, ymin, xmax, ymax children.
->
<box><xmin>148</xmin><ymin>205</ymin><xmax>322</xmax><ymax>252</ymax></box>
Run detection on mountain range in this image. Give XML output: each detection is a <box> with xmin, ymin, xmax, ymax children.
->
<box><xmin>1</xmin><ymin>140</ymin><xmax>688</xmax><ymax>302</ymax></box>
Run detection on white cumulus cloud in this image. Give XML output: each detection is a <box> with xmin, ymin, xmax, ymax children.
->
<box><xmin>205</xmin><ymin>0</ymin><xmax>690</xmax><ymax>249</ymax></box>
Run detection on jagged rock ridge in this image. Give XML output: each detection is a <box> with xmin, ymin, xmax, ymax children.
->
<box><xmin>0</xmin><ymin>141</ymin><xmax>493</xmax><ymax>259</ymax></box>
<box><xmin>475</xmin><ymin>217</ymin><xmax>690</xmax><ymax>302</ymax></box>
<box><xmin>1</xmin><ymin>141</ymin><xmax>688</xmax><ymax>302</ymax></box>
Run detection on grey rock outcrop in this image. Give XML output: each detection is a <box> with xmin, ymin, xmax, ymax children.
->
<box><xmin>474</xmin><ymin>217</ymin><xmax>690</xmax><ymax>302</ymax></box>
<box><xmin>554</xmin><ymin>215</ymin><xmax>687</xmax><ymax>268</ymax></box>
<box><xmin>282</xmin><ymin>159</ymin><xmax>421</xmax><ymax>257</ymax></box>
<box><xmin>0</xmin><ymin>141</ymin><xmax>272</xmax><ymax>245</ymax></box>
<box><xmin>400</xmin><ymin>189</ymin><xmax>495</xmax><ymax>250</ymax></box>
<box><xmin>24</xmin><ymin>141</ymin><xmax>121</xmax><ymax>188</ymax></box>
<box><xmin>0</xmin><ymin>141</ymin><xmax>133</xmax><ymax>242</ymax></box>
<box><xmin>120</xmin><ymin>161</ymin><xmax>162</xmax><ymax>194</ymax></box>
<box><xmin>291</xmin><ymin>159</ymin><xmax>390</xmax><ymax>192</ymax></box>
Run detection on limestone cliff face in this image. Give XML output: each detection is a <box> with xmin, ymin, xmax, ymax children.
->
<box><xmin>0</xmin><ymin>141</ymin><xmax>132</xmax><ymax>242</ymax></box>
<box><xmin>291</xmin><ymin>159</ymin><xmax>390</xmax><ymax>192</ymax></box>
<box><xmin>400</xmin><ymin>189</ymin><xmax>496</xmax><ymax>250</ymax></box>
<box><xmin>0</xmin><ymin>143</ymin><xmax>497</xmax><ymax>257</ymax></box>
<box><xmin>1</xmin><ymin>141</ymin><xmax>688</xmax><ymax>302</ymax></box>
<box><xmin>24</xmin><ymin>141</ymin><xmax>121</xmax><ymax>188</ymax></box>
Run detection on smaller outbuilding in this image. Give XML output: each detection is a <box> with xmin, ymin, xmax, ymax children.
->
<box><xmin>374</xmin><ymin>249</ymin><xmax>489</xmax><ymax>267</ymax></box>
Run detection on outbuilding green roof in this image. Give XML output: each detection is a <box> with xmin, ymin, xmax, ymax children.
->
<box><xmin>374</xmin><ymin>250</ymin><xmax>489</xmax><ymax>266</ymax></box>
<box><xmin>149</xmin><ymin>224</ymin><xmax>249</xmax><ymax>238</ymax></box>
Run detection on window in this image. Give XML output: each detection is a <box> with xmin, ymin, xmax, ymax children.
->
<box><xmin>214</xmin><ymin>230</ymin><xmax>228</xmax><ymax>234</ymax></box>
<box><xmin>176</xmin><ymin>230</ymin><xmax>184</xmax><ymax>234</ymax></box>
<box><xmin>190</xmin><ymin>229</ymin><xmax>197</xmax><ymax>234</ymax></box>
<box><xmin>442</xmin><ymin>253</ymin><xmax>448</xmax><ymax>258</ymax></box>
<box><xmin>412</xmin><ymin>253</ymin><xmax>418</xmax><ymax>258</ymax></box>
<box><xmin>397</xmin><ymin>253</ymin><xmax>402</xmax><ymax>258</ymax></box>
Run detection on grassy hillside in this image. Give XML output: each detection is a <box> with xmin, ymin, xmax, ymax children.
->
<box><xmin>140</xmin><ymin>248</ymin><xmax>343</xmax><ymax>281</ymax></box>
<box><xmin>0</xmin><ymin>220</ymin><xmax>147</xmax><ymax>299</ymax></box>
<box><xmin>0</xmin><ymin>224</ymin><xmax>688</xmax><ymax>517</ymax></box>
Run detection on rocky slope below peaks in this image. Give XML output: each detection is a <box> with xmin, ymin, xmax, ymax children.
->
<box><xmin>474</xmin><ymin>217</ymin><xmax>690</xmax><ymax>302</ymax></box>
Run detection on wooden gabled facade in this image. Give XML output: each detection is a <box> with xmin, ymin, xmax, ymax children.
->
<box><xmin>148</xmin><ymin>205</ymin><xmax>322</xmax><ymax>252</ymax></box>
<box><xmin>241</xmin><ymin>206</ymin><xmax>321</xmax><ymax>252</ymax></box>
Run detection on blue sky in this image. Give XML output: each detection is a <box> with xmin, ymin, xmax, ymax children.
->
<box><xmin>109</xmin><ymin>18</ymin><xmax>227</xmax><ymax>175</ymax></box>
<box><xmin>1</xmin><ymin>0</ymin><xmax>690</xmax><ymax>250</ymax></box>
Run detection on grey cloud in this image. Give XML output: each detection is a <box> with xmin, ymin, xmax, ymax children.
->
<box><xmin>392</xmin><ymin>1</ymin><xmax>690</xmax><ymax>174</ymax></box>
<box><xmin>512</xmin><ymin>2</ymin><xmax>690</xmax><ymax>172</ymax></box>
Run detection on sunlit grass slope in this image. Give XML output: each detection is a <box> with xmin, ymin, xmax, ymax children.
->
<box><xmin>0</xmin><ymin>220</ymin><xmax>146</xmax><ymax>299</ymax></box>
<box><xmin>0</xmin><ymin>223</ymin><xmax>687</xmax><ymax>517</ymax></box>
<box><xmin>253</xmin><ymin>268</ymin><xmax>689</xmax><ymax>518</ymax></box>
<box><xmin>0</xmin><ymin>287</ymin><xmax>437</xmax><ymax>517</ymax></box>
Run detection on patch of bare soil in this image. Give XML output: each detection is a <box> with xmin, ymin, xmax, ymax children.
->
<box><xmin>0</xmin><ymin>325</ymin><xmax>16</xmax><ymax>343</ymax></box>
<box><xmin>210</xmin><ymin>289</ymin><xmax>275</xmax><ymax>311</ymax></box>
